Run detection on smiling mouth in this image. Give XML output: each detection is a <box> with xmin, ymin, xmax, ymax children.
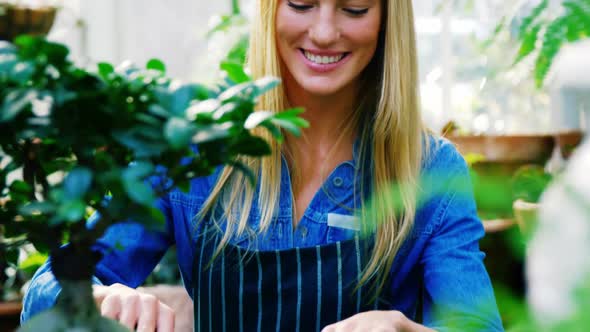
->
<box><xmin>300</xmin><ymin>49</ymin><xmax>350</xmax><ymax>65</ymax></box>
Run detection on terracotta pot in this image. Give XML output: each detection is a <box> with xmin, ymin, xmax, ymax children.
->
<box><xmin>554</xmin><ymin>130</ymin><xmax>584</xmax><ymax>159</ymax></box>
<box><xmin>0</xmin><ymin>5</ymin><xmax>57</xmax><ymax>42</ymax></box>
<box><xmin>0</xmin><ymin>301</ymin><xmax>22</xmax><ymax>331</ymax></box>
<box><xmin>447</xmin><ymin>134</ymin><xmax>555</xmax><ymax>163</ymax></box>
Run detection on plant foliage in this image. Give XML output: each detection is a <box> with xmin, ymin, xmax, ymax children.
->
<box><xmin>0</xmin><ymin>35</ymin><xmax>307</xmax><ymax>312</ymax></box>
<box><xmin>511</xmin><ymin>0</ymin><xmax>590</xmax><ymax>87</ymax></box>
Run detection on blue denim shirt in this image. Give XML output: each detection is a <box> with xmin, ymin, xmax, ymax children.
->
<box><xmin>21</xmin><ymin>137</ymin><xmax>504</xmax><ymax>331</ymax></box>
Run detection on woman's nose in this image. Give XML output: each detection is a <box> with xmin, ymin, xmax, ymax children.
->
<box><xmin>309</xmin><ymin>10</ymin><xmax>340</xmax><ymax>47</ymax></box>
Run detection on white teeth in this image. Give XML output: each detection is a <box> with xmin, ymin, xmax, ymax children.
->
<box><xmin>304</xmin><ymin>50</ymin><xmax>344</xmax><ymax>64</ymax></box>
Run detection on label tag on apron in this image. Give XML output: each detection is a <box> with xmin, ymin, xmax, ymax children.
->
<box><xmin>327</xmin><ymin>213</ymin><xmax>360</xmax><ymax>231</ymax></box>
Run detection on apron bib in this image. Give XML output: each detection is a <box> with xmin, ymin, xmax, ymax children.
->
<box><xmin>192</xmin><ymin>225</ymin><xmax>392</xmax><ymax>332</ymax></box>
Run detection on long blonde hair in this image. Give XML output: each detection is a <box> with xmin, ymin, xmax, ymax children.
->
<box><xmin>197</xmin><ymin>0</ymin><xmax>427</xmax><ymax>296</ymax></box>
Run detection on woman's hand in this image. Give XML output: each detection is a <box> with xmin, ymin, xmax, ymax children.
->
<box><xmin>321</xmin><ymin>310</ymin><xmax>434</xmax><ymax>332</ymax></box>
<box><xmin>93</xmin><ymin>283</ymin><xmax>175</xmax><ymax>332</ymax></box>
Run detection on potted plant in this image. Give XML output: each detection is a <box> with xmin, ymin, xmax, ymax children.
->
<box><xmin>443</xmin><ymin>122</ymin><xmax>555</xmax><ymax>219</ymax></box>
<box><xmin>0</xmin><ymin>35</ymin><xmax>307</xmax><ymax>331</ymax></box>
<box><xmin>0</xmin><ymin>1</ymin><xmax>59</xmax><ymax>42</ymax></box>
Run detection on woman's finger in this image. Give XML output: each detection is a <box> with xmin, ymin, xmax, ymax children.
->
<box><xmin>156</xmin><ymin>302</ymin><xmax>175</xmax><ymax>332</ymax></box>
<box><xmin>100</xmin><ymin>293</ymin><xmax>122</xmax><ymax>320</ymax></box>
<box><xmin>136</xmin><ymin>294</ymin><xmax>158</xmax><ymax>332</ymax></box>
<box><xmin>118</xmin><ymin>292</ymin><xmax>140</xmax><ymax>330</ymax></box>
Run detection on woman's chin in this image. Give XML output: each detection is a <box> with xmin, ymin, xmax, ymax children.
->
<box><xmin>299</xmin><ymin>80</ymin><xmax>348</xmax><ymax>97</ymax></box>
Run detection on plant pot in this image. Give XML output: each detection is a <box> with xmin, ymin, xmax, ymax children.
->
<box><xmin>0</xmin><ymin>4</ymin><xmax>57</xmax><ymax>42</ymax></box>
<box><xmin>447</xmin><ymin>134</ymin><xmax>554</xmax><ymax>217</ymax></box>
<box><xmin>447</xmin><ymin>134</ymin><xmax>555</xmax><ymax>163</ymax></box>
<box><xmin>0</xmin><ymin>301</ymin><xmax>22</xmax><ymax>331</ymax></box>
<box><xmin>513</xmin><ymin>199</ymin><xmax>539</xmax><ymax>239</ymax></box>
<box><xmin>554</xmin><ymin>130</ymin><xmax>584</xmax><ymax>160</ymax></box>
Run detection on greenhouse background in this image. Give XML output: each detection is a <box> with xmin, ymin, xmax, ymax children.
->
<box><xmin>1</xmin><ymin>0</ymin><xmax>590</xmax><ymax>331</ymax></box>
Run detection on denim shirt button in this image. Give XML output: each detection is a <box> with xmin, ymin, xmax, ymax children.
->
<box><xmin>333</xmin><ymin>176</ymin><xmax>344</xmax><ymax>187</ymax></box>
<box><xmin>300</xmin><ymin>226</ymin><xmax>308</xmax><ymax>238</ymax></box>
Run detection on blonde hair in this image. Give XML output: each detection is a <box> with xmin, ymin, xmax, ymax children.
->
<box><xmin>197</xmin><ymin>0</ymin><xmax>427</xmax><ymax>298</ymax></box>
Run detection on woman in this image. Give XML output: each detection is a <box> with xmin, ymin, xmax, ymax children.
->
<box><xmin>22</xmin><ymin>0</ymin><xmax>504</xmax><ymax>331</ymax></box>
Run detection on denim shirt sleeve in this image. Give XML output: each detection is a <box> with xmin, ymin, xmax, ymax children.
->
<box><xmin>21</xmin><ymin>180</ymin><xmax>175</xmax><ymax>322</ymax></box>
<box><xmin>420</xmin><ymin>140</ymin><xmax>504</xmax><ymax>331</ymax></box>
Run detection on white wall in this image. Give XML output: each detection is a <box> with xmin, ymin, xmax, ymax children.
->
<box><xmin>50</xmin><ymin>0</ymin><xmax>230</xmax><ymax>80</ymax></box>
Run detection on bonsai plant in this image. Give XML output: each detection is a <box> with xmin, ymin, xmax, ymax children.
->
<box><xmin>0</xmin><ymin>35</ymin><xmax>307</xmax><ymax>331</ymax></box>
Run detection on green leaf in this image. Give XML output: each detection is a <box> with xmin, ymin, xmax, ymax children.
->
<box><xmin>171</xmin><ymin>85</ymin><xmax>197</xmax><ymax>116</ymax></box>
<box><xmin>9</xmin><ymin>180</ymin><xmax>32</xmax><ymax>203</ymax></box>
<box><xmin>97</xmin><ymin>62</ymin><xmax>114</xmax><ymax>80</ymax></box>
<box><xmin>192</xmin><ymin>123</ymin><xmax>233</xmax><ymax>144</ymax></box>
<box><xmin>218</xmin><ymin>81</ymin><xmax>256</xmax><ymax>101</ymax></box>
<box><xmin>206</xmin><ymin>14</ymin><xmax>247</xmax><ymax>37</ymax></box>
<box><xmin>232</xmin><ymin>135</ymin><xmax>271</xmax><ymax>157</ymax></box>
<box><xmin>271</xmin><ymin>118</ymin><xmax>302</xmax><ymax>136</ymax></box>
<box><xmin>42</xmin><ymin>41</ymin><xmax>69</xmax><ymax>65</ymax></box>
<box><xmin>252</xmin><ymin>77</ymin><xmax>280</xmax><ymax>97</ymax></box>
<box><xmin>274</xmin><ymin>108</ymin><xmax>309</xmax><ymax>130</ymax></box>
<box><xmin>261</xmin><ymin>122</ymin><xmax>284</xmax><ymax>143</ymax></box>
<box><xmin>518</xmin><ymin>0</ymin><xmax>549</xmax><ymax>39</ymax></box>
<box><xmin>10</xmin><ymin>61</ymin><xmax>35</xmax><ymax>83</ymax></box>
<box><xmin>148</xmin><ymin>104</ymin><xmax>171</xmax><ymax>118</ymax></box>
<box><xmin>0</xmin><ymin>89</ymin><xmax>37</xmax><ymax>122</ymax></box>
<box><xmin>212</xmin><ymin>101</ymin><xmax>238</xmax><ymax>121</ymax></box>
<box><xmin>534</xmin><ymin>18</ymin><xmax>566</xmax><ymax>87</ymax></box>
<box><xmin>274</xmin><ymin>107</ymin><xmax>305</xmax><ymax>119</ymax></box>
<box><xmin>225</xmin><ymin>35</ymin><xmax>249</xmax><ymax>65</ymax></box>
<box><xmin>63</xmin><ymin>167</ymin><xmax>93</xmax><ymax>200</ymax></box>
<box><xmin>513</xmin><ymin>23</ymin><xmax>542</xmax><ymax>65</ymax></box>
<box><xmin>121</xmin><ymin>162</ymin><xmax>156</xmax><ymax>206</ymax></box>
<box><xmin>19</xmin><ymin>201</ymin><xmax>56</xmax><ymax>216</ymax></box>
<box><xmin>10</xmin><ymin>180</ymin><xmax>32</xmax><ymax>193</ymax></box>
<box><xmin>220</xmin><ymin>61</ymin><xmax>251</xmax><ymax>84</ymax></box>
<box><xmin>14</xmin><ymin>35</ymin><xmax>40</xmax><ymax>53</ymax></box>
<box><xmin>112</xmin><ymin>130</ymin><xmax>167</xmax><ymax>157</ymax></box>
<box><xmin>244</xmin><ymin>111</ymin><xmax>274</xmax><ymax>129</ymax></box>
<box><xmin>187</xmin><ymin>99</ymin><xmax>220</xmax><ymax>121</ymax></box>
<box><xmin>19</xmin><ymin>252</ymin><xmax>49</xmax><ymax>276</ymax></box>
<box><xmin>0</xmin><ymin>40</ymin><xmax>16</xmax><ymax>55</ymax></box>
<box><xmin>125</xmin><ymin>161</ymin><xmax>155</xmax><ymax>180</ymax></box>
<box><xmin>146</xmin><ymin>58</ymin><xmax>166</xmax><ymax>73</ymax></box>
<box><xmin>123</xmin><ymin>179</ymin><xmax>156</xmax><ymax>206</ymax></box>
<box><xmin>192</xmin><ymin>83</ymin><xmax>214</xmax><ymax>101</ymax></box>
<box><xmin>165</xmin><ymin>117</ymin><xmax>197</xmax><ymax>149</ymax></box>
<box><xmin>56</xmin><ymin>199</ymin><xmax>86</xmax><ymax>223</ymax></box>
<box><xmin>0</xmin><ymin>53</ymin><xmax>18</xmax><ymax>73</ymax></box>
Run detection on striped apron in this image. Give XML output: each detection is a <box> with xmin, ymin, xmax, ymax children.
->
<box><xmin>192</xmin><ymin>227</ymin><xmax>391</xmax><ymax>332</ymax></box>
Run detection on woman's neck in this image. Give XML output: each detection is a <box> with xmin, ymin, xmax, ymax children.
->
<box><xmin>284</xmin><ymin>78</ymin><xmax>359</xmax><ymax>150</ymax></box>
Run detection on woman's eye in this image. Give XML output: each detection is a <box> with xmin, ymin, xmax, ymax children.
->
<box><xmin>287</xmin><ymin>1</ymin><xmax>313</xmax><ymax>12</ymax></box>
<box><xmin>343</xmin><ymin>8</ymin><xmax>369</xmax><ymax>16</ymax></box>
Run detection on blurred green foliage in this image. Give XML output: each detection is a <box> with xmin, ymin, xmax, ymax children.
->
<box><xmin>510</xmin><ymin>0</ymin><xmax>590</xmax><ymax>87</ymax></box>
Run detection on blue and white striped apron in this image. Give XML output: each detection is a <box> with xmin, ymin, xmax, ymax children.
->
<box><xmin>192</xmin><ymin>227</ymin><xmax>391</xmax><ymax>332</ymax></box>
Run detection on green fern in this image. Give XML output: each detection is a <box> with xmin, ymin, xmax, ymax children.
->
<box><xmin>512</xmin><ymin>0</ymin><xmax>590</xmax><ymax>87</ymax></box>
